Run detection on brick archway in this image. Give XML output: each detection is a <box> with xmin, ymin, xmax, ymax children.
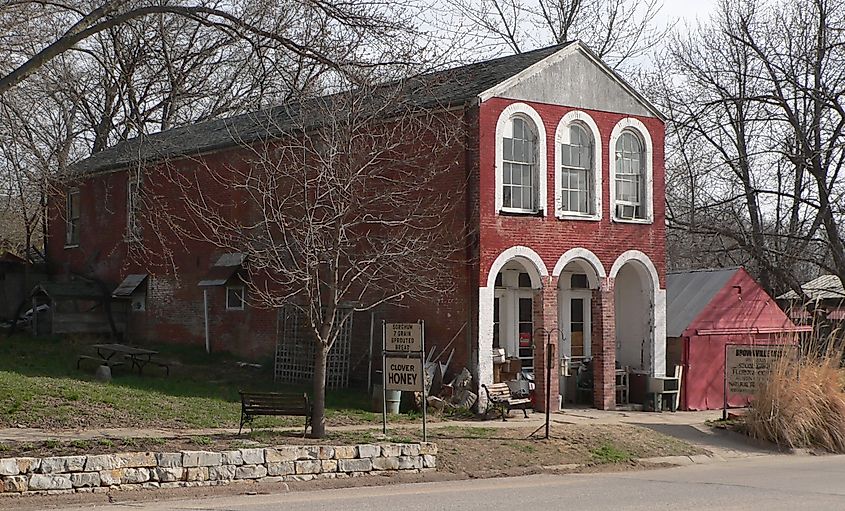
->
<box><xmin>478</xmin><ymin>246</ymin><xmax>554</xmax><ymax>412</ymax></box>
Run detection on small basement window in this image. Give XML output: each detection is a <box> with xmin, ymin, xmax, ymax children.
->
<box><xmin>226</xmin><ymin>285</ymin><xmax>245</xmax><ymax>310</ymax></box>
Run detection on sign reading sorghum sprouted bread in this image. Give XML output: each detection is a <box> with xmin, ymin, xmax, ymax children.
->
<box><xmin>385</xmin><ymin>322</ymin><xmax>422</xmax><ymax>352</ymax></box>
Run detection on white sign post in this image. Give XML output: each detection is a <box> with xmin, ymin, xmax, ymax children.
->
<box><xmin>723</xmin><ymin>344</ymin><xmax>796</xmax><ymax>420</ymax></box>
<box><xmin>382</xmin><ymin>321</ymin><xmax>426</xmax><ymax>441</ymax></box>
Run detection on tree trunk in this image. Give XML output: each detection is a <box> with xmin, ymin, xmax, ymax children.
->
<box><xmin>310</xmin><ymin>342</ymin><xmax>329</xmax><ymax>438</ymax></box>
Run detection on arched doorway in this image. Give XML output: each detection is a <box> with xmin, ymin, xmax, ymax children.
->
<box><xmin>478</xmin><ymin>246</ymin><xmax>549</xmax><ymax>409</ymax></box>
<box><xmin>493</xmin><ymin>259</ymin><xmax>541</xmax><ymax>373</ymax></box>
<box><xmin>553</xmin><ymin>249</ymin><xmax>606</xmax><ymax>404</ymax></box>
<box><xmin>613</xmin><ymin>258</ymin><xmax>656</xmax><ymax>373</ymax></box>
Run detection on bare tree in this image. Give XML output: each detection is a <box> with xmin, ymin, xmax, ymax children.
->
<box><xmin>0</xmin><ymin>60</ymin><xmax>84</xmax><ymax>323</ymax></box>
<box><xmin>444</xmin><ymin>0</ymin><xmax>668</xmax><ymax>69</ymax></box>
<box><xmin>0</xmin><ymin>0</ymin><xmax>434</xmax><ymax>276</ymax></box>
<box><xmin>0</xmin><ymin>0</ymin><xmax>419</xmax><ymax>94</ymax></box>
<box><xmin>143</xmin><ymin>78</ymin><xmax>466</xmax><ymax>437</ymax></box>
<box><xmin>652</xmin><ymin>0</ymin><xmax>845</xmax><ymax>299</ymax></box>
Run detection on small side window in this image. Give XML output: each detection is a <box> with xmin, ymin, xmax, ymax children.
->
<box><xmin>226</xmin><ymin>285</ymin><xmax>245</xmax><ymax>310</ymax></box>
<box><xmin>127</xmin><ymin>176</ymin><xmax>142</xmax><ymax>241</ymax></box>
<box><xmin>66</xmin><ymin>188</ymin><xmax>80</xmax><ymax>246</ymax></box>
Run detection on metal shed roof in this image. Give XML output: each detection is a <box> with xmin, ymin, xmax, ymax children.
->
<box><xmin>666</xmin><ymin>268</ymin><xmax>740</xmax><ymax>338</ymax></box>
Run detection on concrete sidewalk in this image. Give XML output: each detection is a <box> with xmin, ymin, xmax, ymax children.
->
<box><xmin>0</xmin><ymin>408</ymin><xmax>717</xmax><ymax>441</ymax></box>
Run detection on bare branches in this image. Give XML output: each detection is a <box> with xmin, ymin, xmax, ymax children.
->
<box><xmin>0</xmin><ymin>0</ymin><xmax>420</xmax><ymax>95</ymax></box>
<box><xmin>652</xmin><ymin>0</ymin><xmax>845</xmax><ymax>299</ymax></box>
<box><xmin>131</xmin><ymin>75</ymin><xmax>468</xmax><ymax>436</ymax></box>
<box><xmin>443</xmin><ymin>0</ymin><xmax>669</xmax><ymax>69</ymax></box>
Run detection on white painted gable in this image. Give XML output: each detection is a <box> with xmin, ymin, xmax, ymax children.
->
<box><xmin>478</xmin><ymin>43</ymin><xmax>662</xmax><ymax>119</ymax></box>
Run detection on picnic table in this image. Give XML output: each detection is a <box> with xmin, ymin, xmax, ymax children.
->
<box><xmin>77</xmin><ymin>343</ymin><xmax>169</xmax><ymax>376</ymax></box>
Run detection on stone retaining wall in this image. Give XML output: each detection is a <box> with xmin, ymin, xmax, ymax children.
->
<box><xmin>0</xmin><ymin>443</ymin><xmax>437</xmax><ymax>496</ymax></box>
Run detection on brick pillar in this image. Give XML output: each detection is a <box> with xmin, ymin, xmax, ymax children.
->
<box><xmin>591</xmin><ymin>278</ymin><xmax>616</xmax><ymax>410</ymax></box>
<box><xmin>533</xmin><ymin>276</ymin><xmax>560</xmax><ymax>412</ymax></box>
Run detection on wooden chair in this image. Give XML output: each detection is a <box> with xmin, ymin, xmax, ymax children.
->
<box><xmin>615</xmin><ymin>367</ymin><xmax>629</xmax><ymax>406</ymax></box>
<box><xmin>662</xmin><ymin>365</ymin><xmax>683</xmax><ymax>412</ymax></box>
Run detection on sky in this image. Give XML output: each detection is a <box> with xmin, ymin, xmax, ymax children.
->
<box><xmin>660</xmin><ymin>0</ymin><xmax>718</xmax><ymax>25</ymax></box>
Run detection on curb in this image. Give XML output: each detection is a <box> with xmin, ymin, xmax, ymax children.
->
<box><xmin>640</xmin><ymin>453</ymin><xmax>727</xmax><ymax>466</ymax></box>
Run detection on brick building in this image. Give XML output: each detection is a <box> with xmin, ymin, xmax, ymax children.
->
<box><xmin>47</xmin><ymin>42</ymin><xmax>667</xmax><ymax>411</ymax></box>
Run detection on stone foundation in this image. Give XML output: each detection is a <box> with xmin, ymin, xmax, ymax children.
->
<box><xmin>0</xmin><ymin>443</ymin><xmax>437</xmax><ymax>496</ymax></box>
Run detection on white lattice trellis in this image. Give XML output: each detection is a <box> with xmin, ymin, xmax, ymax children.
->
<box><xmin>274</xmin><ymin>305</ymin><xmax>353</xmax><ymax>389</ymax></box>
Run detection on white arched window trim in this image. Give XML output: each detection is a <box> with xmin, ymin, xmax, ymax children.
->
<box><xmin>609</xmin><ymin>117</ymin><xmax>654</xmax><ymax>224</ymax></box>
<box><xmin>494</xmin><ymin>103</ymin><xmax>548</xmax><ymax>215</ymax></box>
<box><xmin>554</xmin><ymin>111</ymin><xmax>602</xmax><ymax>221</ymax></box>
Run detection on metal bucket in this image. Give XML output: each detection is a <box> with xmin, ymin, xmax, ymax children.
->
<box><xmin>385</xmin><ymin>389</ymin><xmax>402</xmax><ymax>414</ymax></box>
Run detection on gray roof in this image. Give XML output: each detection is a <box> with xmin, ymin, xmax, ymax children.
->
<box><xmin>33</xmin><ymin>281</ymin><xmax>106</xmax><ymax>300</ymax></box>
<box><xmin>113</xmin><ymin>274</ymin><xmax>148</xmax><ymax>297</ymax></box>
<box><xmin>198</xmin><ymin>252</ymin><xmax>246</xmax><ymax>287</ymax></box>
<box><xmin>69</xmin><ymin>44</ymin><xmax>572</xmax><ymax>176</ymax></box>
<box><xmin>666</xmin><ymin>268</ymin><xmax>740</xmax><ymax>337</ymax></box>
<box><xmin>778</xmin><ymin>274</ymin><xmax>845</xmax><ymax>301</ymax></box>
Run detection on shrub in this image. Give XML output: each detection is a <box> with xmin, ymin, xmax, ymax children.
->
<box><xmin>745</xmin><ymin>342</ymin><xmax>845</xmax><ymax>452</ymax></box>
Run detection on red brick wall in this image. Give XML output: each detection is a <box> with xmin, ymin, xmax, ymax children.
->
<box><xmin>45</xmin><ymin>164</ymin><xmax>280</xmax><ymax>359</ymax></box>
<box><xmin>477</xmin><ymin>97</ymin><xmax>666</xmax><ymax>286</ymax></box>
<box><xmin>45</xmin><ymin>110</ymin><xmax>476</xmax><ymax>370</ymax></box>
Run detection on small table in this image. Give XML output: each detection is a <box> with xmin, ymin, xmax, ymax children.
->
<box><xmin>89</xmin><ymin>343</ymin><xmax>159</xmax><ymax>375</ymax></box>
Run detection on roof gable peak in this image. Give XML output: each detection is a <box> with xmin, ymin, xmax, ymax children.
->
<box><xmin>478</xmin><ymin>41</ymin><xmax>665</xmax><ymax>120</ymax></box>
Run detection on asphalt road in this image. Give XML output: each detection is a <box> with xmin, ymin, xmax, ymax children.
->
<box><xmin>61</xmin><ymin>455</ymin><xmax>845</xmax><ymax>511</ymax></box>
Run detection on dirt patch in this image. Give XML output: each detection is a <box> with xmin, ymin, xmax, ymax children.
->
<box><xmin>428</xmin><ymin>424</ymin><xmax>703</xmax><ymax>476</ymax></box>
<box><xmin>0</xmin><ymin>422</ymin><xmax>702</xmax><ymax>472</ymax></box>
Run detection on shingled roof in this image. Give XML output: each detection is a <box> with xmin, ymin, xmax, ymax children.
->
<box><xmin>778</xmin><ymin>274</ymin><xmax>845</xmax><ymax>301</ymax></box>
<box><xmin>69</xmin><ymin>44</ymin><xmax>572</xmax><ymax>176</ymax></box>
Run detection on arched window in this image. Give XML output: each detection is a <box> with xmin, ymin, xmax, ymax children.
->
<box><xmin>554</xmin><ymin>111</ymin><xmax>601</xmax><ymax>220</ymax></box>
<box><xmin>614</xmin><ymin>130</ymin><xmax>645</xmax><ymax>220</ymax></box>
<box><xmin>501</xmin><ymin>116</ymin><xmax>539</xmax><ymax>212</ymax></box>
<box><xmin>560</xmin><ymin>124</ymin><xmax>593</xmax><ymax>215</ymax></box>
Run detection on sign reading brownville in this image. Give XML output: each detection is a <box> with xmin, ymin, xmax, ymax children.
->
<box><xmin>725</xmin><ymin>345</ymin><xmax>795</xmax><ymax>395</ymax></box>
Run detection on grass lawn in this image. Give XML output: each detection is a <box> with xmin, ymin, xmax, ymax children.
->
<box><xmin>0</xmin><ymin>423</ymin><xmax>703</xmax><ymax>475</ymax></box>
<box><xmin>0</xmin><ymin>334</ymin><xmax>400</xmax><ymax>430</ymax></box>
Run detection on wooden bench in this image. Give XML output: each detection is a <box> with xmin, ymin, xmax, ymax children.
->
<box><xmin>238</xmin><ymin>391</ymin><xmax>312</xmax><ymax>436</ymax></box>
<box><xmin>481</xmin><ymin>383</ymin><xmax>531</xmax><ymax>421</ymax></box>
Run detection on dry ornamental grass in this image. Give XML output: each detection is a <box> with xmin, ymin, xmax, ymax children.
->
<box><xmin>746</xmin><ymin>334</ymin><xmax>845</xmax><ymax>452</ymax></box>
